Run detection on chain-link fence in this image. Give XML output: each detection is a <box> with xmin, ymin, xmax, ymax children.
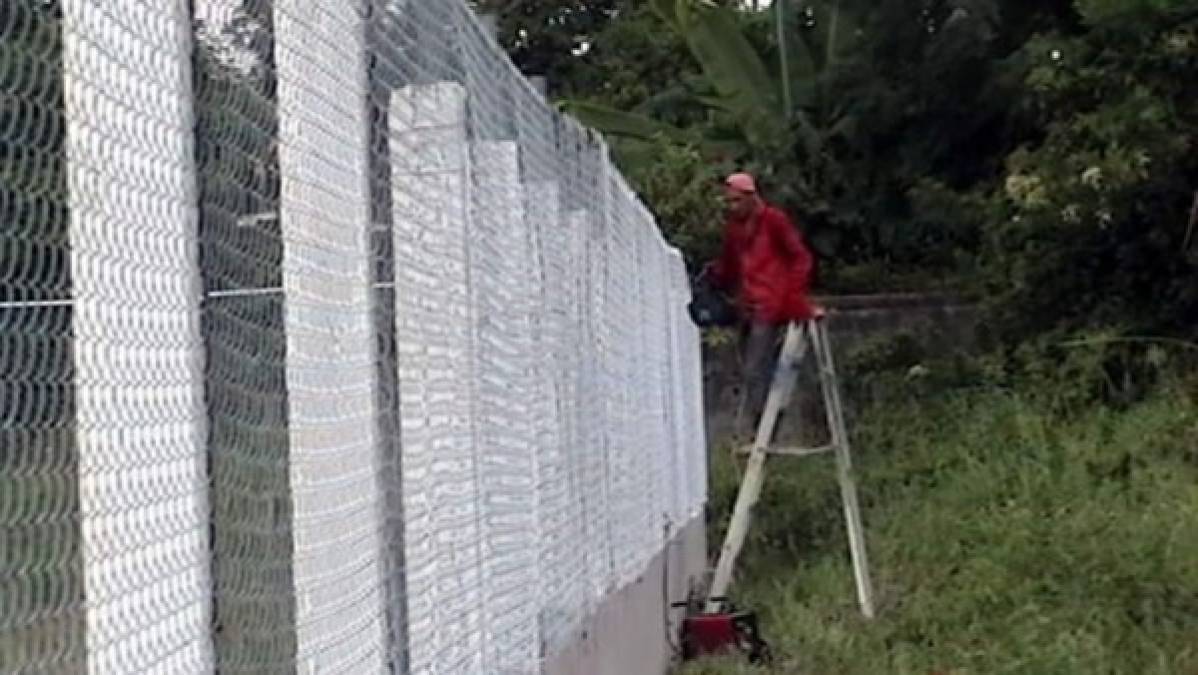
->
<box><xmin>0</xmin><ymin>1</ymin><xmax>708</xmax><ymax>673</ymax></box>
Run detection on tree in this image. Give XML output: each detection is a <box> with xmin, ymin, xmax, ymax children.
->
<box><xmin>980</xmin><ymin>0</ymin><xmax>1198</xmax><ymax>341</ymax></box>
<box><xmin>482</xmin><ymin>0</ymin><xmax>1195</xmax><ymax>339</ymax></box>
<box><xmin>561</xmin><ymin>0</ymin><xmax>1013</xmax><ymax>280</ymax></box>
<box><xmin>471</xmin><ymin>0</ymin><xmax>627</xmax><ymax>95</ymax></box>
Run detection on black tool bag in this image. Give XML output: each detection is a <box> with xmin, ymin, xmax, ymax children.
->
<box><xmin>687</xmin><ymin>269</ymin><xmax>738</xmax><ymax>329</ymax></box>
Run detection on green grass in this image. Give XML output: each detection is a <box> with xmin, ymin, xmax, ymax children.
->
<box><xmin>682</xmin><ymin>379</ymin><xmax>1198</xmax><ymax>674</ymax></box>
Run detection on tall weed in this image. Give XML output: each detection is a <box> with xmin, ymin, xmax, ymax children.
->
<box><xmin>682</xmin><ymin>361</ymin><xmax>1198</xmax><ymax>674</ymax></box>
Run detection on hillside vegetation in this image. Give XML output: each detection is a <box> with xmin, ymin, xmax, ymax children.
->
<box><xmin>685</xmin><ymin>347</ymin><xmax>1198</xmax><ymax>674</ymax></box>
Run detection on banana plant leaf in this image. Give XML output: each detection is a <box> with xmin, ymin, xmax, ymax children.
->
<box><xmin>558</xmin><ymin>99</ymin><xmax>691</xmax><ymax>143</ymax></box>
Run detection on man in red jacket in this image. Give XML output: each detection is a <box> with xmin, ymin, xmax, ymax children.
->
<box><xmin>706</xmin><ymin>172</ymin><xmax>819</xmax><ymax>438</ymax></box>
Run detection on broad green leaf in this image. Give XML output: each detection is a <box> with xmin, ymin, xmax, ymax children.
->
<box><xmin>610</xmin><ymin>137</ymin><xmax>665</xmax><ymax>168</ymax></box>
<box><xmin>649</xmin><ymin>0</ymin><xmax>681</xmax><ymax>28</ymax></box>
<box><xmin>694</xmin><ymin>94</ymin><xmax>740</xmax><ymax>114</ymax></box>
<box><xmin>791</xmin><ymin>80</ymin><xmax>818</xmax><ymax>109</ymax></box>
<box><xmin>825</xmin><ymin>0</ymin><xmax>842</xmax><ymax>68</ymax></box>
<box><xmin>827</xmin><ymin>111</ymin><xmax>860</xmax><ymax>143</ymax></box>
<box><xmin>635</xmin><ymin>85</ymin><xmax>699</xmax><ymax>116</ymax></box>
<box><xmin>684</xmin><ymin>6</ymin><xmax>782</xmax><ymax>115</ymax></box>
<box><xmin>613</xmin><ymin>135</ymin><xmax>743</xmax><ymax>166</ymax></box>
<box><xmin>558</xmin><ymin>100</ymin><xmax>689</xmax><ymax>142</ymax></box>
<box><xmin>793</xmin><ymin>0</ymin><xmax>865</xmax><ymax>74</ymax></box>
<box><xmin>791</xmin><ymin>112</ymin><xmax>825</xmax><ymax>158</ymax></box>
<box><xmin>697</xmin><ymin>138</ymin><xmax>750</xmax><ymax>159</ymax></box>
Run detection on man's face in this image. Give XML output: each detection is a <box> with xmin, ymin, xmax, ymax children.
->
<box><xmin>724</xmin><ymin>186</ymin><xmax>757</xmax><ymax>219</ymax></box>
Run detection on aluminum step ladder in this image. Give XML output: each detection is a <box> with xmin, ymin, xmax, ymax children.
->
<box><xmin>706</xmin><ymin>316</ymin><xmax>875</xmax><ymax>618</ymax></box>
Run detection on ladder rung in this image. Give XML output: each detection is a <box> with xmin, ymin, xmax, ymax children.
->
<box><xmin>735</xmin><ymin>444</ymin><xmax>835</xmax><ymax>458</ymax></box>
<box><xmin>771</xmin><ymin>444</ymin><xmax>835</xmax><ymax>457</ymax></box>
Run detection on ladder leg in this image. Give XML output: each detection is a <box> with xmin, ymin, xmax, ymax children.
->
<box><xmin>811</xmin><ymin>318</ymin><xmax>876</xmax><ymax>619</ymax></box>
<box><xmin>706</xmin><ymin>323</ymin><xmax>807</xmax><ymax>612</ymax></box>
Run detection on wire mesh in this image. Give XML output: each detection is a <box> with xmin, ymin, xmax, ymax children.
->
<box><xmin>0</xmin><ymin>2</ymin><xmax>82</xmax><ymax>672</ymax></box>
<box><xmin>0</xmin><ymin>0</ymin><xmax>708</xmax><ymax>673</ymax></box>
<box><xmin>193</xmin><ymin>1</ymin><xmax>297</xmax><ymax>672</ymax></box>
<box><xmin>65</xmin><ymin>2</ymin><xmax>213</xmax><ymax>672</ymax></box>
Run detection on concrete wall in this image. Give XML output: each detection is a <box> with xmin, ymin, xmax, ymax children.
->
<box><xmin>543</xmin><ymin>515</ymin><xmax>708</xmax><ymax>675</ymax></box>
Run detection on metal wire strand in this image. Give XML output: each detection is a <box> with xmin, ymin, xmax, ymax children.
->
<box><xmin>0</xmin><ymin>1</ymin><xmax>708</xmax><ymax>673</ymax></box>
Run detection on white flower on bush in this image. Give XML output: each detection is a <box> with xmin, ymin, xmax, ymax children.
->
<box><xmin>1081</xmin><ymin>166</ymin><xmax>1103</xmax><ymax>188</ymax></box>
<box><xmin>1165</xmin><ymin>30</ymin><xmax>1194</xmax><ymax>54</ymax></box>
<box><xmin>1061</xmin><ymin>204</ymin><xmax>1082</xmax><ymax>224</ymax></box>
<box><xmin>906</xmin><ymin>364</ymin><xmax>929</xmax><ymax>380</ymax></box>
<box><xmin>1005</xmin><ymin>173</ymin><xmax>1048</xmax><ymax>208</ymax></box>
<box><xmin>1133</xmin><ymin>150</ymin><xmax>1152</xmax><ymax>177</ymax></box>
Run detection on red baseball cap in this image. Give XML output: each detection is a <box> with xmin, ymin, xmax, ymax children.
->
<box><xmin>724</xmin><ymin>172</ymin><xmax>757</xmax><ymax>194</ymax></box>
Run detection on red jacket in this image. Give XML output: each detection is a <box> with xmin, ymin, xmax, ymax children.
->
<box><xmin>708</xmin><ymin>203</ymin><xmax>817</xmax><ymax>323</ymax></box>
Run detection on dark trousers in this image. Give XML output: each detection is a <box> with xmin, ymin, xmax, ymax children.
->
<box><xmin>736</xmin><ymin>320</ymin><xmax>783</xmax><ymax>438</ymax></box>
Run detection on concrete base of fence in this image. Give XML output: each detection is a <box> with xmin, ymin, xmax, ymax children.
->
<box><xmin>543</xmin><ymin>513</ymin><xmax>708</xmax><ymax>675</ymax></box>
